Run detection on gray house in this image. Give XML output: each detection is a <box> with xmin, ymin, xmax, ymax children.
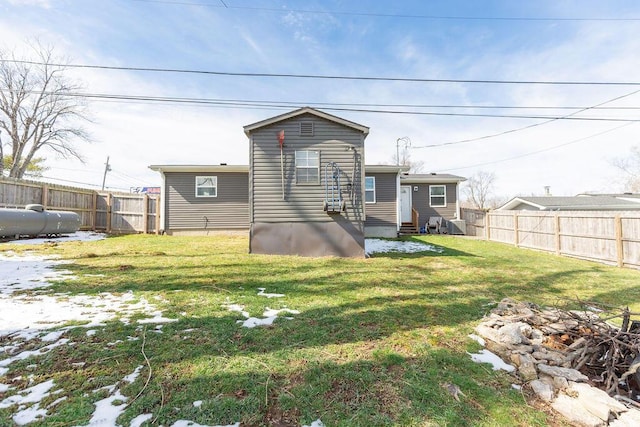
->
<box><xmin>497</xmin><ymin>195</ymin><xmax>640</xmax><ymax>211</ymax></box>
<box><xmin>150</xmin><ymin>107</ymin><xmax>465</xmax><ymax>257</ymax></box>
<box><xmin>148</xmin><ymin>164</ymin><xmax>249</xmax><ymax>235</ymax></box>
<box><xmin>399</xmin><ymin>173</ymin><xmax>466</xmax><ymax>232</ymax></box>
<box><xmin>244</xmin><ymin>107</ymin><xmax>369</xmax><ymax>257</ymax></box>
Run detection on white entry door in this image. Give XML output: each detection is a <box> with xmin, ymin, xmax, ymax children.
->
<box><xmin>400</xmin><ymin>186</ymin><xmax>412</xmax><ymax>223</ymax></box>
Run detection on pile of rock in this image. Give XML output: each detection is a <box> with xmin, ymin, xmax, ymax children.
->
<box><xmin>474</xmin><ymin>298</ymin><xmax>640</xmax><ymax>426</ymax></box>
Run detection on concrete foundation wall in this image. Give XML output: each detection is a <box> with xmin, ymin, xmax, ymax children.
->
<box><xmin>250</xmin><ymin>220</ymin><xmax>364</xmax><ymax>257</ymax></box>
<box><xmin>364</xmin><ymin>226</ymin><xmax>397</xmax><ymax>238</ymax></box>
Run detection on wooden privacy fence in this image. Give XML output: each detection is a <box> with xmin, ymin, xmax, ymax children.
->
<box><xmin>0</xmin><ymin>177</ymin><xmax>160</xmax><ymax>234</ymax></box>
<box><xmin>461</xmin><ymin>208</ymin><xmax>640</xmax><ymax>269</ymax></box>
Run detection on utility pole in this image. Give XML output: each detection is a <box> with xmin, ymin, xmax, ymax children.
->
<box><xmin>101</xmin><ymin>156</ymin><xmax>111</xmax><ymax>190</ymax></box>
<box><xmin>396</xmin><ymin>136</ymin><xmax>411</xmax><ymax>166</ymax></box>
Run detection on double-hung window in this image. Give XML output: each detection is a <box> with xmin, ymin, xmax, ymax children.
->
<box><xmin>295</xmin><ymin>150</ymin><xmax>319</xmax><ymax>184</ymax></box>
<box><xmin>365</xmin><ymin>176</ymin><xmax>376</xmax><ymax>203</ymax></box>
<box><xmin>195</xmin><ymin>176</ymin><xmax>217</xmax><ymax>197</ymax></box>
<box><xmin>429</xmin><ymin>185</ymin><xmax>446</xmax><ymax>207</ymax></box>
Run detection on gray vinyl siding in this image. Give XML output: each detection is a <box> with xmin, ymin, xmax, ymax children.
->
<box><xmin>364</xmin><ymin>172</ymin><xmax>398</xmax><ymax>227</ymax></box>
<box><xmin>249</xmin><ymin>113</ymin><xmax>365</xmax><ymax>223</ymax></box>
<box><xmin>165</xmin><ymin>172</ymin><xmax>249</xmax><ymax>230</ymax></box>
<box><xmin>410</xmin><ymin>182</ymin><xmax>458</xmax><ymax>226</ymax></box>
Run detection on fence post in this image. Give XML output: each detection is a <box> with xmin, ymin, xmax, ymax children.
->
<box><xmin>485</xmin><ymin>212</ymin><xmax>491</xmax><ymax>241</ymax></box>
<box><xmin>106</xmin><ymin>193</ymin><xmax>112</xmax><ymax>234</ymax></box>
<box><xmin>615</xmin><ymin>215</ymin><xmax>624</xmax><ymax>267</ymax></box>
<box><xmin>514</xmin><ymin>212</ymin><xmax>519</xmax><ymax>247</ymax></box>
<box><xmin>155</xmin><ymin>196</ymin><xmax>161</xmax><ymax>235</ymax></box>
<box><xmin>42</xmin><ymin>184</ymin><xmax>49</xmax><ymax>209</ymax></box>
<box><xmin>92</xmin><ymin>192</ymin><xmax>98</xmax><ymax>231</ymax></box>
<box><xmin>143</xmin><ymin>194</ymin><xmax>149</xmax><ymax>234</ymax></box>
<box><xmin>555</xmin><ymin>213</ymin><xmax>561</xmax><ymax>256</ymax></box>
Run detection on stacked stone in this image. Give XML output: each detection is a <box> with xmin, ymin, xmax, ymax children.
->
<box><xmin>474</xmin><ymin>298</ymin><xmax>640</xmax><ymax>427</ymax></box>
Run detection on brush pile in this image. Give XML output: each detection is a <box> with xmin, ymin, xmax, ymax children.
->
<box><xmin>474</xmin><ymin>298</ymin><xmax>640</xmax><ymax>426</ymax></box>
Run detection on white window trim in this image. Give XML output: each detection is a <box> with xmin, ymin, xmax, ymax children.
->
<box><xmin>365</xmin><ymin>176</ymin><xmax>376</xmax><ymax>204</ymax></box>
<box><xmin>429</xmin><ymin>184</ymin><xmax>446</xmax><ymax>207</ymax></box>
<box><xmin>295</xmin><ymin>150</ymin><xmax>320</xmax><ymax>185</ymax></box>
<box><xmin>195</xmin><ymin>176</ymin><xmax>218</xmax><ymax>198</ymax></box>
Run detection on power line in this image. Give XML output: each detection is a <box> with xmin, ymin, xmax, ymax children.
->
<box><xmin>4</xmin><ymin>59</ymin><xmax>640</xmax><ymax>86</ymax></box>
<box><xmin>412</xmin><ymin>89</ymin><xmax>640</xmax><ymax>149</ymax></box>
<box><xmin>129</xmin><ymin>0</ymin><xmax>640</xmax><ymax>22</ymax></box>
<box><xmin>441</xmin><ymin>122</ymin><xmax>637</xmax><ymax>172</ymax></box>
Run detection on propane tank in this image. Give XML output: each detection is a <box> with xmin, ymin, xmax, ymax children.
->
<box><xmin>0</xmin><ymin>204</ymin><xmax>81</xmax><ymax>238</ymax></box>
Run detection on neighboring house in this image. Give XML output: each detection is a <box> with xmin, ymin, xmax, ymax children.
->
<box><xmin>150</xmin><ymin>107</ymin><xmax>465</xmax><ymax>257</ymax></box>
<box><xmin>399</xmin><ymin>173</ymin><xmax>466</xmax><ymax>232</ymax></box>
<box><xmin>497</xmin><ymin>195</ymin><xmax>640</xmax><ymax>211</ymax></box>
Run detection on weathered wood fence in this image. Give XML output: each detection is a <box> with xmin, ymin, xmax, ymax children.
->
<box><xmin>461</xmin><ymin>208</ymin><xmax>640</xmax><ymax>269</ymax></box>
<box><xmin>0</xmin><ymin>177</ymin><xmax>160</xmax><ymax>234</ymax></box>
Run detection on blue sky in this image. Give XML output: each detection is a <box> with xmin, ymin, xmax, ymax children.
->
<box><xmin>2</xmin><ymin>0</ymin><xmax>640</xmax><ymax>200</ymax></box>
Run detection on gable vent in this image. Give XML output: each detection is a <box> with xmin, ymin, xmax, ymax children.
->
<box><xmin>300</xmin><ymin>121</ymin><xmax>314</xmax><ymax>136</ymax></box>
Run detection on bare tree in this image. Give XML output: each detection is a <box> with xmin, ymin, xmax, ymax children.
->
<box><xmin>463</xmin><ymin>170</ymin><xmax>496</xmax><ymax>210</ymax></box>
<box><xmin>613</xmin><ymin>145</ymin><xmax>640</xmax><ymax>192</ymax></box>
<box><xmin>0</xmin><ymin>42</ymin><xmax>89</xmax><ymax>179</ymax></box>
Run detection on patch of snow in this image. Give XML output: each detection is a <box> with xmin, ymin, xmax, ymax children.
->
<box><xmin>131</xmin><ymin>413</ymin><xmax>153</xmax><ymax>427</ymax></box>
<box><xmin>225</xmin><ymin>303</ymin><xmax>249</xmax><ymax>318</ymax></box>
<box><xmin>303</xmin><ymin>420</ymin><xmax>325</xmax><ymax>427</ymax></box>
<box><xmin>171</xmin><ymin>421</ymin><xmax>240</xmax><ymax>427</ymax></box>
<box><xmin>5</xmin><ymin>231</ymin><xmax>106</xmax><ymax>245</ymax></box>
<box><xmin>0</xmin><ymin>383</ymin><xmax>11</xmax><ymax>392</ymax></box>
<box><xmin>257</xmin><ymin>288</ymin><xmax>285</xmax><ymax>298</ymax></box>
<box><xmin>468</xmin><ymin>334</ymin><xmax>486</xmax><ymax>346</ymax></box>
<box><xmin>468</xmin><ymin>349</ymin><xmax>516</xmax><ymax>372</ymax></box>
<box><xmin>239</xmin><ymin>307</ymin><xmax>300</xmax><ymax>328</ymax></box>
<box><xmin>0</xmin><ymin>339</ymin><xmax>69</xmax><ymax>375</ymax></box>
<box><xmin>0</xmin><ymin>378</ymin><xmax>56</xmax><ymax>425</ymax></box>
<box><xmin>86</xmin><ymin>329</ymin><xmax>96</xmax><ymax>337</ymax></box>
<box><xmin>512</xmin><ymin>384</ymin><xmax>522</xmax><ymax>390</ymax></box>
<box><xmin>81</xmin><ymin>388</ymin><xmax>128</xmax><ymax>427</ymax></box>
<box><xmin>193</xmin><ymin>400</ymin><xmax>203</xmax><ymax>407</ymax></box>
<box><xmin>364</xmin><ymin>238</ymin><xmax>444</xmax><ymax>256</ymax></box>
<box><xmin>0</xmin><ymin>252</ymin><xmax>75</xmax><ymax>294</ymax></box>
<box><xmin>123</xmin><ymin>365</ymin><xmax>143</xmax><ymax>384</ymax></box>
<box><xmin>40</xmin><ymin>330</ymin><xmax>67</xmax><ymax>342</ymax></box>
<box><xmin>47</xmin><ymin>396</ymin><xmax>67</xmax><ymax>408</ymax></box>
<box><xmin>137</xmin><ymin>311</ymin><xmax>179</xmax><ymax>324</ymax></box>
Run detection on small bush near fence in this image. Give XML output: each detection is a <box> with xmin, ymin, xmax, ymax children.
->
<box><xmin>0</xmin><ymin>177</ymin><xmax>160</xmax><ymax>234</ymax></box>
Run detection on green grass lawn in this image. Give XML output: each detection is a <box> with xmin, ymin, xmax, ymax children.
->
<box><xmin>2</xmin><ymin>234</ymin><xmax>640</xmax><ymax>426</ymax></box>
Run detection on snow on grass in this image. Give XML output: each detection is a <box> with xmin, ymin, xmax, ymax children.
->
<box><xmin>0</xmin><ymin>378</ymin><xmax>56</xmax><ymax>425</ymax></box>
<box><xmin>0</xmin><ymin>252</ymin><xmax>75</xmax><ymax>294</ymax></box>
<box><xmin>171</xmin><ymin>421</ymin><xmax>240</xmax><ymax>427</ymax></box>
<box><xmin>365</xmin><ymin>238</ymin><xmax>444</xmax><ymax>256</ymax></box>
<box><xmin>193</xmin><ymin>400</ymin><xmax>203</xmax><ymax>407</ymax></box>
<box><xmin>257</xmin><ymin>287</ymin><xmax>285</xmax><ymax>298</ymax></box>
<box><xmin>224</xmin><ymin>301</ymin><xmax>300</xmax><ymax>328</ymax></box>
<box><xmin>303</xmin><ymin>420</ymin><xmax>325</xmax><ymax>427</ymax></box>
<box><xmin>5</xmin><ymin>231</ymin><xmax>106</xmax><ymax>245</ymax></box>
<box><xmin>131</xmin><ymin>413</ymin><xmax>153</xmax><ymax>427</ymax></box>
<box><xmin>137</xmin><ymin>311</ymin><xmax>179</xmax><ymax>324</ymax></box>
<box><xmin>468</xmin><ymin>349</ymin><xmax>516</xmax><ymax>372</ymax></box>
<box><xmin>239</xmin><ymin>307</ymin><xmax>300</xmax><ymax>328</ymax></box>
<box><xmin>0</xmin><ymin>339</ymin><xmax>69</xmax><ymax>376</ymax></box>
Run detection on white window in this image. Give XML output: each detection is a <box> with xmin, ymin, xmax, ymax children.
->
<box><xmin>429</xmin><ymin>185</ymin><xmax>446</xmax><ymax>207</ymax></box>
<box><xmin>295</xmin><ymin>150</ymin><xmax>319</xmax><ymax>184</ymax></box>
<box><xmin>365</xmin><ymin>176</ymin><xmax>376</xmax><ymax>203</ymax></box>
<box><xmin>195</xmin><ymin>176</ymin><xmax>217</xmax><ymax>197</ymax></box>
